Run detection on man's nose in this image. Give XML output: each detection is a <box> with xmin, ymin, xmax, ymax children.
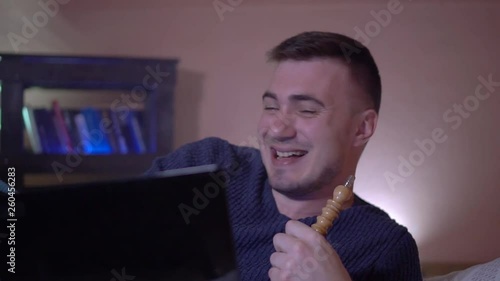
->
<box><xmin>269</xmin><ymin>113</ymin><xmax>296</xmax><ymax>141</ymax></box>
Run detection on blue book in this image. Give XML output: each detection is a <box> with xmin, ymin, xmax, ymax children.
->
<box><xmin>128</xmin><ymin>111</ymin><xmax>146</xmax><ymax>154</ymax></box>
<box><xmin>110</xmin><ymin>109</ymin><xmax>129</xmax><ymax>154</ymax></box>
<box><xmin>62</xmin><ymin>109</ymin><xmax>82</xmax><ymax>153</ymax></box>
<box><xmin>80</xmin><ymin>107</ymin><xmax>113</xmax><ymax>155</ymax></box>
<box><xmin>74</xmin><ymin>113</ymin><xmax>92</xmax><ymax>155</ymax></box>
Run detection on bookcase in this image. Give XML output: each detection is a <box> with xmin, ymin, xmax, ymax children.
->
<box><xmin>0</xmin><ymin>53</ymin><xmax>178</xmax><ymax>189</ymax></box>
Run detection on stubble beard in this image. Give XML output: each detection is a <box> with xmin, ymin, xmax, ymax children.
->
<box><xmin>270</xmin><ymin>165</ymin><xmax>339</xmax><ymax>198</ymax></box>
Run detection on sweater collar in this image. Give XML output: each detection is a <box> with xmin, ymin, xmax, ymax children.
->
<box><xmin>262</xmin><ymin>179</ymin><xmax>321</xmax><ymax>226</ymax></box>
<box><xmin>262</xmin><ymin>179</ymin><xmax>363</xmax><ymax>226</ymax></box>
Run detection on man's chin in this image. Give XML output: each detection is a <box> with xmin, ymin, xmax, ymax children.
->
<box><xmin>270</xmin><ymin>183</ymin><xmax>315</xmax><ymax>198</ymax></box>
<box><xmin>268</xmin><ymin>176</ymin><xmax>309</xmax><ymax>196</ymax></box>
<box><xmin>268</xmin><ymin>161</ymin><xmax>306</xmax><ymax>175</ymax></box>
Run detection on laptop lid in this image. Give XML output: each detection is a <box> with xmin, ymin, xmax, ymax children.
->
<box><xmin>1</xmin><ymin>164</ymin><xmax>240</xmax><ymax>281</ymax></box>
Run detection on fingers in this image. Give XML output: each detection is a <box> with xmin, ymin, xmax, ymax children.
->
<box><xmin>273</xmin><ymin>232</ymin><xmax>300</xmax><ymax>253</ymax></box>
<box><xmin>281</xmin><ymin>220</ymin><xmax>338</xmax><ymax>263</ymax></box>
<box><xmin>268</xmin><ymin>266</ymin><xmax>280</xmax><ymax>280</ymax></box>
<box><xmin>268</xmin><ymin>266</ymin><xmax>303</xmax><ymax>281</ymax></box>
<box><xmin>285</xmin><ymin>220</ymin><xmax>312</xmax><ymax>236</ymax></box>
<box><xmin>270</xmin><ymin>252</ymin><xmax>288</xmax><ymax>269</ymax></box>
<box><xmin>285</xmin><ymin>220</ymin><xmax>325</xmax><ymax>247</ymax></box>
<box><xmin>269</xmin><ymin>220</ymin><xmax>348</xmax><ymax>281</ymax></box>
<box><xmin>274</xmin><ymin>221</ymin><xmax>330</xmax><ymax>258</ymax></box>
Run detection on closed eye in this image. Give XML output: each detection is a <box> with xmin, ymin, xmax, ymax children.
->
<box><xmin>299</xmin><ymin>109</ymin><xmax>319</xmax><ymax>116</ymax></box>
<box><xmin>264</xmin><ymin>106</ymin><xmax>279</xmax><ymax>111</ymax></box>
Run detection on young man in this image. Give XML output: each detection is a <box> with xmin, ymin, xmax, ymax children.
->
<box><xmin>147</xmin><ymin>31</ymin><xmax>423</xmax><ymax>281</ymax></box>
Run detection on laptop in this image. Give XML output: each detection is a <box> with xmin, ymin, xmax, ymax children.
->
<box><xmin>0</xmin><ymin>164</ymin><xmax>240</xmax><ymax>281</ymax></box>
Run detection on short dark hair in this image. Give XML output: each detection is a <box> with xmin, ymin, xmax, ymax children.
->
<box><xmin>266</xmin><ymin>31</ymin><xmax>381</xmax><ymax>113</ymax></box>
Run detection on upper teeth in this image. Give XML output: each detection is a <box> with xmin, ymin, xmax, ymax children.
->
<box><xmin>276</xmin><ymin>151</ymin><xmax>306</xmax><ymax>157</ymax></box>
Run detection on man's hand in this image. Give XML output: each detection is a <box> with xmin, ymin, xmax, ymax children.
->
<box><xmin>269</xmin><ymin>220</ymin><xmax>352</xmax><ymax>281</ymax></box>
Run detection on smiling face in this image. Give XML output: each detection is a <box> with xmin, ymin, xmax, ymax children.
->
<box><xmin>258</xmin><ymin>58</ymin><xmax>367</xmax><ymax>197</ymax></box>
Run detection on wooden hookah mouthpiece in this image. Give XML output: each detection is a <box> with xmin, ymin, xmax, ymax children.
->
<box><xmin>311</xmin><ymin>175</ymin><xmax>355</xmax><ymax>236</ymax></box>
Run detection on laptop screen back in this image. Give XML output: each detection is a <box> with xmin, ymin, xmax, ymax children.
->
<box><xmin>2</xmin><ymin>165</ymin><xmax>239</xmax><ymax>281</ymax></box>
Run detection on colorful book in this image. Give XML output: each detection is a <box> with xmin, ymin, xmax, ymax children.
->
<box><xmin>22</xmin><ymin>106</ymin><xmax>43</xmax><ymax>154</ymax></box>
<box><xmin>129</xmin><ymin>111</ymin><xmax>146</xmax><ymax>154</ymax></box>
<box><xmin>101</xmin><ymin>109</ymin><xmax>119</xmax><ymax>153</ymax></box>
<box><xmin>80</xmin><ymin>107</ymin><xmax>113</xmax><ymax>155</ymax></box>
<box><xmin>52</xmin><ymin>100</ymin><xmax>73</xmax><ymax>153</ymax></box>
<box><xmin>62</xmin><ymin>109</ymin><xmax>82</xmax><ymax>153</ymax></box>
<box><xmin>110</xmin><ymin>109</ymin><xmax>129</xmax><ymax>154</ymax></box>
<box><xmin>35</xmin><ymin>108</ymin><xmax>65</xmax><ymax>154</ymax></box>
<box><xmin>74</xmin><ymin>113</ymin><xmax>93</xmax><ymax>155</ymax></box>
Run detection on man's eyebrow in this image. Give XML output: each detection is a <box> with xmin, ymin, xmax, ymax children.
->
<box><xmin>289</xmin><ymin>94</ymin><xmax>325</xmax><ymax>108</ymax></box>
<box><xmin>262</xmin><ymin>91</ymin><xmax>277</xmax><ymax>100</ymax></box>
<box><xmin>262</xmin><ymin>92</ymin><xmax>325</xmax><ymax>108</ymax></box>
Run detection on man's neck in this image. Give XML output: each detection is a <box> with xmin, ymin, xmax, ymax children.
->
<box><xmin>271</xmin><ymin>177</ymin><xmax>355</xmax><ymax>220</ymax></box>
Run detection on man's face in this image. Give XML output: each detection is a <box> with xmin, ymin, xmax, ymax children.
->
<box><xmin>258</xmin><ymin>58</ymin><xmax>358</xmax><ymax>196</ymax></box>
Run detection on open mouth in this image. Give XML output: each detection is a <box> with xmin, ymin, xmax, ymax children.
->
<box><xmin>272</xmin><ymin>147</ymin><xmax>308</xmax><ymax>160</ymax></box>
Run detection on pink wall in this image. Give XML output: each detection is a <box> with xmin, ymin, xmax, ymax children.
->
<box><xmin>1</xmin><ymin>0</ymin><xmax>499</xmax><ymax>265</ymax></box>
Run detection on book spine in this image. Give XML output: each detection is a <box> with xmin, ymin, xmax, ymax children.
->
<box><xmin>130</xmin><ymin>111</ymin><xmax>146</xmax><ymax>154</ymax></box>
<box><xmin>110</xmin><ymin>110</ymin><xmax>129</xmax><ymax>154</ymax></box>
<box><xmin>81</xmin><ymin>107</ymin><xmax>112</xmax><ymax>154</ymax></box>
<box><xmin>101</xmin><ymin>109</ymin><xmax>119</xmax><ymax>154</ymax></box>
<box><xmin>52</xmin><ymin>100</ymin><xmax>73</xmax><ymax>153</ymax></box>
<box><xmin>74</xmin><ymin>113</ymin><xmax>92</xmax><ymax>155</ymax></box>
<box><xmin>22</xmin><ymin>106</ymin><xmax>43</xmax><ymax>154</ymax></box>
<box><xmin>63</xmin><ymin>109</ymin><xmax>81</xmax><ymax>152</ymax></box>
<box><xmin>38</xmin><ymin>108</ymin><xmax>64</xmax><ymax>154</ymax></box>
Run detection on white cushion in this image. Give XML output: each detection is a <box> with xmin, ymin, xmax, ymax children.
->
<box><xmin>425</xmin><ymin>258</ymin><xmax>500</xmax><ymax>281</ymax></box>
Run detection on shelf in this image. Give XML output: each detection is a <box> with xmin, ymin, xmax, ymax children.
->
<box><xmin>0</xmin><ymin>53</ymin><xmax>177</xmax><ymax>190</ymax></box>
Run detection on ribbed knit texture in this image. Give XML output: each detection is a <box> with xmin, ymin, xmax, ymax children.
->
<box><xmin>146</xmin><ymin>137</ymin><xmax>423</xmax><ymax>281</ymax></box>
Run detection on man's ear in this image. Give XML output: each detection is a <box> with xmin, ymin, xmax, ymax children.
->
<box><xmin>352</xmin><ymin>109</ymin><xmax>378</xmax><ymax>147</ymax></box>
